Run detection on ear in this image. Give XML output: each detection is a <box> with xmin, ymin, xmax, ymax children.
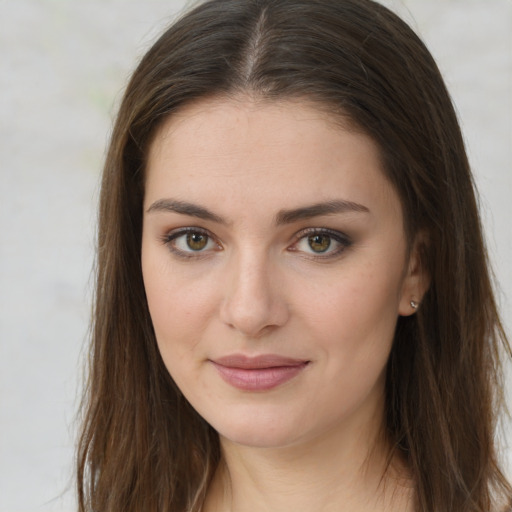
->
<box><xmin>398</xmin><ymin>231</ymin><xmax>430</xmax><ymax>316</ymax></box>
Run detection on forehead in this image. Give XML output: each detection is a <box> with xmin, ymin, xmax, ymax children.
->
<box><xmin>149</xmin><ymin>96</ymin><xmax>352</xmax><ymax>159</ymax></box>
<box><xmin>144</xmin><ymin>96</ymin><xmax>401</xmax><ymax>221</ymax></box>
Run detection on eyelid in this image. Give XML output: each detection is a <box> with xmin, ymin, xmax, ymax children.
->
<box><xmin>288</xmin><ymin>227</ymin><xmax>352</xmax><ymax>258</ymax></box>
<box><xmin>161</xmin><ymin>226</ymin><xmax>222</xmax><ymax>258</ymax></box>
<box><xmin>159</xmin><ymin>226</ymin><xmax>351</xmax><ymax>260</ymax></box>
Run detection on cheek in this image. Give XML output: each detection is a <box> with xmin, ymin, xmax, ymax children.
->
<box><xmin>291</xmin><ymin>264</ymin><xmax>402</xmax><ymax>422</ymax></box>
<box><xmin>142</xmin><ymin>262</ymin><xmax>219</xmax><ymax>402</ymax></box>
<box><xmin>141</xmin><ymin>246</ymin><xmax>218</xmax><ymax>360</ymax></box>
<box><xmin>297</xmin><ymin>257</ymin><xmax>404</xmax><ymax>366</ymax></box>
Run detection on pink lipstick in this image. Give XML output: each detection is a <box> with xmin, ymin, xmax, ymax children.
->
<box><xmin>210</xmin><ymin>354</ymin><xmax>309</xmax><ymax>391</ymax></box>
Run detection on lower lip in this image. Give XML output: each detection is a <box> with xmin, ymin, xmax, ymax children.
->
<box><xmin>211</xmin><ymin>362</ymin><xmax>309</xmax><ymax>391</ymax></box>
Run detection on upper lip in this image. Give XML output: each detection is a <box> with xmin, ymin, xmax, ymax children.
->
<box><xmin>211</xmin><ymin>354</ymin><xmax>309</xmax><ymax>369</ymax></box>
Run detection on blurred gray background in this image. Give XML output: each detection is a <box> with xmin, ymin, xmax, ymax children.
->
<box><xmin>1</xmin><ymin>1</ymin><xmax>510</xmax><ymax>510</ymax></box>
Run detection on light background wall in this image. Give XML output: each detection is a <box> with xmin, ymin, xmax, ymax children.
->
<box><xmin>0</xmin><ymin>1</ymin><xmax>510</xmax><ymax>510</ymax></box>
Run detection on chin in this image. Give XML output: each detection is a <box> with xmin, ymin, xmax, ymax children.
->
<box><xmin>206</xmin><ymin>409</ymin><xmax>305</xmax><ymax>449</ymax></box>
<box><xmin>217</xmin><ymin>427</ymin><xmax>300</xmax><ymax>449</ymax></box>
<box><xmin>214</xmin><ymin>414</ymin><xmax>333</xmax><ymax>451</ymax></box>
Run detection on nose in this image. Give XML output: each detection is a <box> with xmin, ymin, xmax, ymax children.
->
<box><xmin>219</xmin><ymin>252</ymin><xmax>289</xmax><ymax>338</ymax></box>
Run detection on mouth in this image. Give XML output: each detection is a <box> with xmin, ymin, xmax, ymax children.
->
<box><xmin>209</xmin><ymin>354</ymin><xmax>310</xmax><ymax>391</ymax></box>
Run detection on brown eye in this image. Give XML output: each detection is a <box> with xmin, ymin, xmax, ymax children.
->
<box><xmin>308</xmin><ymin>234</ymin><xmax>331</xmax><ymax>253</ymax></box>
<box><xmin>164</xmin><ymin>228</ymin><xmax>219</xmax><ymax>257</ymax></box>
<box><xmin>291</xmin><ymin>229</ymin><xmax>351</xmax><ymax>259</ymax></box>
<box><xmin>187</xmin><ymin>232</ymin><xmax>208</xmax><ymax>251</ymax></box>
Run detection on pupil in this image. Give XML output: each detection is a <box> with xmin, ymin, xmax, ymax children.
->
<box><xmin>308</xmin><ymin>234</ymin><xmax>331</xmax><ymax>253</ymax></box>
<box><xmin>187</xmin><ymin>233</ymin><xmax>208</xmax><ymax>251</ymax></box>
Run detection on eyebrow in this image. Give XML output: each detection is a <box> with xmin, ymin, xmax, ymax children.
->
<box><xmin>146</xmin><ymin>198</ymin><xmax>369</xmax><ymax>225</ymax></box>
<box><xmin>275</xmin><ymin>199</ymin><xmax>370</xmax><ymax>224</ymax></box>
<box><xmin>146</xmin><ymin>199</ymin><xmax>226</xmax><ymax>224</ymax></box>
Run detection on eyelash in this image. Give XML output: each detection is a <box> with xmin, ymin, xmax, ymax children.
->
<box><xmin>161</xmin><ymin>227</ymin><xmax>221</xmax><ymax>259</ymax></box>
<box><xmin>161</xmin><ymin>227</ymin><xmax>352</xmax><ymax>260</ymax></box>
<box><xmin>289</xmin><ymin>227</ymin><xmax>352</xmax><ymax>260</ymax></box>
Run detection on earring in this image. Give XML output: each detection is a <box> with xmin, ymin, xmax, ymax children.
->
<box><xmin>410</xmin><ymin>300</ymin><xmax>419</xmax><ymax>309</ymax></box>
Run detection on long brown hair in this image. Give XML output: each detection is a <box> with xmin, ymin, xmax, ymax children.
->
<box><xmin>77</xmin><ymin>0</ymin><xmax>512</xmax><ymax>510</ymax></box>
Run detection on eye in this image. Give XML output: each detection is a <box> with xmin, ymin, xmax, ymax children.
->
<box><xmin>162</xmin><ymin>228</ymin><xmax>221</xmax><ymax>257</ymax></box>
<box><xmin>306</xmin><ymin>233</ymin><xmax>332</xmax><ymax>253</ymax></box>
<box><xmin>182</xmin><ymin>232</ymin><xmax>209</xmax><ymax>251</ymax></box>
<box><xmin>290</xmin><ymin>228</ymin><xmax>351</xmax><ymax>258</ymax></box>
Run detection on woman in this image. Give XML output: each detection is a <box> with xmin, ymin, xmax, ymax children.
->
<box><xmin>77</xmin><ymin>0</ymin><xmax>512</xmax><ymax>510</ymax></box>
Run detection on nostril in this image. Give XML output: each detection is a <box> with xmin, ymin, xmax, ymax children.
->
<box><xmin>220</xmin><ymin>288</ymin><xmax>289</xmax><ymax>338</ymax></box>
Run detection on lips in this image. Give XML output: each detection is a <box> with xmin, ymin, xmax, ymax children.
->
<box><xmin>210</xmin><ymin>354</ymin><xmax>309</xmax><ymax>391</ymax></box>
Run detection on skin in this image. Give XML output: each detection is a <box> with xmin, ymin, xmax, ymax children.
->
<box><xmin>141</xmin><ymin>97</ymin><xmax>426</xmax><ymax>511</ymax></box>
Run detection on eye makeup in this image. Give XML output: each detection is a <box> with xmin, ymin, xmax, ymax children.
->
<box><xmin>160</xmin><ymin>225</ymin><xmax>352</xmax><ymax>262</ymax></box>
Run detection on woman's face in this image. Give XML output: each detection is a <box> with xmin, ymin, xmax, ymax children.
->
<box><xmin>141</xmin><ymin>97</ymin><xmax>422</xmax><ymax>449</ymax></box>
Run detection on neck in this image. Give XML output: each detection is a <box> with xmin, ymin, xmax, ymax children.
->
<box><xmin>203</xmin><ymin>410</ymin><xmax>414</xmax><ymax>512</ymax></box>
